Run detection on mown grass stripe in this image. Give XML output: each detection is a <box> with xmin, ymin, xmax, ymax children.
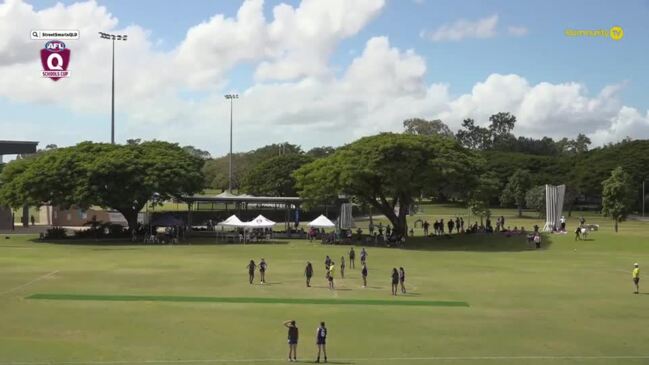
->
<box><xmin>27</xmin><ymin>293</ymin><xmax>468</xmax><ymax>307</ymax></box>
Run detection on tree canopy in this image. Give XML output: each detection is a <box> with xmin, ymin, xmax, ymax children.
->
<box><xmin>294</xmin><ymin>133</ymin><xmax>481</xmax><ymax>236</ymax></box>
<box><xmin>241</xmin><ymin>154</ymin><xmax>313</xmax><ymax>196</ymax></box>
<box><xmin>500</xmin><ymin>169</ymin><xmax>533</xmax><ymax>217</ymax></box>
<box><xmin>0</xmin><ymin>141</ymin><xmax>204</xmax><ymax>231</ymax></box>
<box><xmin>403</xmin><ymin>118</ymin><xmax>455</xmax><ymax>138</ymax></box>
<box><xmin>601</xmin><ymin>166</ymin><xmax>635</xmax><ymax>232</ymax></box>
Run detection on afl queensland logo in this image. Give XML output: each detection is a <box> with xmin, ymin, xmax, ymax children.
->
<box><xmin>40</xmin><ymin>40</ymin><xmax>71</xmax><ymax>81</ymax></box>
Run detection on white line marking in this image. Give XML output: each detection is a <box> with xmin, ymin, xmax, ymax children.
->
<box><xmin>0</xmin><ymin>270</ymin><xmax>58</xmax><ymax>296</ymax></box>
<box><xmin>2</xmin><ymin>355</ymin><xmax>649</xmax><ymax>364</ymax></box>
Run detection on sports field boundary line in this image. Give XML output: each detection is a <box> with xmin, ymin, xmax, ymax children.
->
<box><xmin>0</xmin><ymin>270</ymin><xmax>58</xmax><ymax>296</ymax></box>
<box><xmin>2</xmin><ymin>355</ymin><xmax>649</xmax><ymax>364</ymax></box>
<box><xmin>26</xmin><ymin>293</ymin><xmax>468</xmax><ymax>307</ymax></box>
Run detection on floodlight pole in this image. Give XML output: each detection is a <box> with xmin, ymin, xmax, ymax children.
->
<box><xmin>225</xmin><ymin>94</ymin><xmax>239</xmax><ymax>193</ymax></box>
<box><xmin>99</xmin><ymin>32</ymin><xmax>128</xmax><ymax>144</ymax></box>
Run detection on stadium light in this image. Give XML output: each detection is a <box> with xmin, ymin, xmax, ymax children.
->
<box><xmin>225</xmin><ymin>94</ymin><xmax>239</xmax><ymax>193</ymax></box>
<box><xmin>98</xmin><ymin>32</ymin><xmax>128</xmax><ymax>144</ymax></box>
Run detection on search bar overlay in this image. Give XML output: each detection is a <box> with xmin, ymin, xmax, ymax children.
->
<box><xmin>31</xmin><ymin>30</ymin><xmax>80</xmax><ymax>40</ymax></box>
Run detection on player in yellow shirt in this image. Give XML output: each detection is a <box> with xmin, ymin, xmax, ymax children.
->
<box><xmin>632</xmin><ymin>263</ymin><xmax>640</xmax><ymax>294</ymax></box>
<box><xmin>328</xmin><ymin>263</ymin><xmax>335</xmax><ymax>290</ymax></box>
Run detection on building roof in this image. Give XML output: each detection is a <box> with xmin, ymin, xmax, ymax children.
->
<box><xmin>181</xmin><ymin>194</ymin><xmax>302</xmax><ymax>204</ymax></box>
<box><xmin>0</xmin><ymin>140</ymin><xmax>39</xmax><ymax>155</ymax></box>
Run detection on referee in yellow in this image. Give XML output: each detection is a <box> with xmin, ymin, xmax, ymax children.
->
<box><xmin>633</xmin><ymin>263</ymin><xmax>640</xmax><ymax>294</ymax></box>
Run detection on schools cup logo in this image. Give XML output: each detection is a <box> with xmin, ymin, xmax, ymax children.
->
<box><xmin>40</xmin><ymin>40</ymin><xmax>70</xmax><ymax>81</ymax></box>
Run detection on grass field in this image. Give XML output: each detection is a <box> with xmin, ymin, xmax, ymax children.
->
<box><xmin>1</xmin><ymin>209</ymin><xmax>648</xmax><ymax>365</ymax></box>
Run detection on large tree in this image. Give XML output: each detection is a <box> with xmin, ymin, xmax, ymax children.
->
<box><xmin>467</xmin><ymin>171</ymin><xmax>501</xmax><ymax>225</ymax></box>
<box><xmin>403</xmin><ymin>118</ymin><xmax>455</xmax><ymax>138</ymax></box>
<box><xmin>0</xmin><ymin>141</ymin><xmax>204</xmax><ymax>232</ymax></box>
<box><xmin>294</xmin><ymin>133</ymin><xmax>480</xmax><ymax>237</ymax></box>
<box><xmin>601</xmin><ymin>166</ymin><xmax>635</xmax><ymax>232</ymax></box>
<box><xmin>241</xmin><ymin>154</ymin><xmax>313</xmax><ymax>196</ymax></box>
<box><xmin>525</xmin><ymin>185</ymin><xmax>546</xmax><ymax>218</ymax></box>
<box><xmin>500</xmin><ymin>169</ymin><xmax>533</xmax><ymax>217</ymax></box>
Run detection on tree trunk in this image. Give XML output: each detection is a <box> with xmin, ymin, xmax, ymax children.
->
<box><xmin>614</xmin><ymin>219</ymin><xmax>618</xmax><ymax>232</ymax></box>
<box><xmin>116</xmin><ymin>208</ymin><xmax>140</xmax><ymax>234</ymax></box>
<box><xmin>369</xmin><ymin>196</ymin><xmax>408</xmax><ymax>238</ymax></box>
<box><xmin>517</xmin><ymin>204</ymin><xmax>523</xmax><ymax>217</ymax></box>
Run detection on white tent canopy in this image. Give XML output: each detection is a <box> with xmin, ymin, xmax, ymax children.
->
<box><xmin>308</xmin><ymin>214</ymin><xmax>335</xmax><ymax>228</ymax></box>
<box><xmin>217</xmin><ymin>215</ymin><xmax>246</xmax><ymax>228</ymax></box>
<box><xmin>244</xmin><ymin>215</ymin><xmax>276</xmax><ymax>229</ymax></box>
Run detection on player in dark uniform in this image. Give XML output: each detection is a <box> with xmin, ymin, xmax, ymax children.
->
<box><xmin>391</xmin><ymin>268</ymin><xmax>399</xmax><ymax>295</ymax></box>
<box><xmin>246</xmin><ymin>259</ymin><xmax>256</xmax><ymax>284</ymax></box>
<box><xmin>315</xmin><ymin>321</ymin><xmax>327</xmax><ymax>363</ymax></box>
<box><xmin>340</xmin><ymin>256</ymin><xmax>345</xmax><ymax>279</ymax></box>
<box><xmin>283</xmin><ymin>320</ymin><xmax>299</xmax><ymax>362</ymax></box>
<box><xmin>361</xmin><ymin>263</ymin><xmax>368</xmax><ymax>287</ymax></box>
<box><xmin>324</xmin><ymin>255</ymin><xmax>331</xmax><ymax>272</ymax></box>
<box><xmin>360</xmin><ymin>248</ymin><xmax>367</xmax><ymax>265</ymax></box>
<box><xmin>259</xmin><ymin>258</ymin><xmax>268</xmax><ymax>284</ymax></box>
<box><xmin>305</xmin><ymin>262</ymin><xmax>314</xmax><ymax>287</ymax></box>
<box><xmin>349</xmin><ymin>247</ymin><xmax>356</xmax><ymax>269</ymax></box>
<box><xmin>399</xmin><ymin>267</ymin><xmax>406</xmax><ymax>294</ymax></box>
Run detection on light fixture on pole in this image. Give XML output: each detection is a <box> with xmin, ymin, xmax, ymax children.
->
<box><xmin>99</xmin><ymin>32</ymin><xmax>128</xmax><ymax>145</ymax></box>
<box><xmin>224</xmin><ymin>94</ymin><xmax>239</xmax><ymax>193</ymax></box>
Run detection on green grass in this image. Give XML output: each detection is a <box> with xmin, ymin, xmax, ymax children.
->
<box><xmin>0</xmin><ymin>207</ymin><xmax>648</xmax><ymax>364</ymax></box>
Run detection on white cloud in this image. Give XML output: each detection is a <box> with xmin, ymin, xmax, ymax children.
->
<box><xmin>0</xmin><ymin>0</ymin><xmax>646</xmax><ymax>155</ymax></box>
<box><xmin>421</xmin><ymin>14</ymin><xmax>499</xmax><ymax>42</ymax></box>
<box><xmin>507</xmin><ymin>25</ymin><xmax>528</xmax><ymax>36</ymax></box>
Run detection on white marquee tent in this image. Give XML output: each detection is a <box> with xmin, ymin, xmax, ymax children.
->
<box><xmin>244</xmin><ymin>215</ymin><xmax>276</xmax><ymax>229</ymax></box>
<box><xmin>307</xmin><ymin>215</ymin><xmax>335</xmax><ymax>228</ymax></box>
<box><xmin>217</xmin><ymin>215</ymin><xmax>246</xmax><ymax>228</ymax></box>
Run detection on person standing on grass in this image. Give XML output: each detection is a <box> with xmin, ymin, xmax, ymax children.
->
<box><xmin>361</xmin><ymin>263</ymin><xmax>368</xmax><ymax>288</ymax></box>
<box><xmin>460</xmin><ymin>218</ymin><xmax>465</xmax><ymax>233</ymax></box>
<box><xmin>246</xmin><ymin>259</ymin><xmax>256</xmax><ymax>284</ymax></box>
<box><xmin>349</xmin><ymin>247</ymin><xmax>355</xmax><ymax>269</ymax></box>
<box><xmin>324</xmin><ymin>255</ymin><xmax>332</xmax><ymax>271</ymax></box>
<box><xmin>574</xmin><ymin>226</ymin><xmax>581</xmax><ymax>241</ymax></box>
<box><xmin>533</xmin><ymin>234</ymin><xmax>541</xmax><ymax>249</ymax></box>
<box><xmin>423</xmin><ymin>220</ymin><xmax>429</xmax><ymax>236</ymax></box>
<box><xmin>399</xmin><ymin>267</ymin><xmax>406</xmax><ymax>294</ymax></box>
<box><xmin>259</xmin><ymin>258</ymin><xmax>268</xmax><ymax>284</ymax></box>
<box><xmin>447</xmin><ymin>219</ymin><xmax>454</xmax><ymax>235</ymax></box>
<box><xmin>633</xmin><ymin>263</ymin><xmax>640</xmax><ymax>294</ymax></box>
<box><xmin>283</xmin><ymin>320</ymin><xmax>299</xmax><ymax>362</ymax></box>
<box><xmin>360</xmin><ymin>248</ymin><xmax>368</xmax><ymax>265</ymax></box>
<box><xmin>328</xmin><ymin>262</ymin><xmax>335</xmax><ymax>289</ymax></box>
<box><xmin>305</xmin><ymin>262</ymin><xmax>313</xmax><ymax>287</ymax></box>
<box><xmin>340</xmin><ymin>256</ymin><xmax>345</xmax><ymax>279</ymax></box>
<box><xmin>315</xmin><ymin>321</ymin><xmax>328</xmax><ymax>363</ymax></box>
<box><xmin>391</xmin><ymin>268</ymin><xmax>399</xmax><ymax>296</ymax></box>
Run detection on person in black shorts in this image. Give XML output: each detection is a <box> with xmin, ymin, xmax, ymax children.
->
<box><xmin>361</xmin><ymin>263</ymin><xmax>368</xmax><ymax>287</ymax></box>
<box><xmin>283</xmin><ymin>320</ymin><xmax>299</xmax><ymax>362</ymax></box>
<box><xmin>399</xmin><ymin>267</ymin><xmax>406</xmax><ymax>294</ymax></box>
<box><xmin>340</xmin><ymin>256</ymin><xmax>345</xmax><ymax>279</ymax></box>
<box><xmin>259</xmin><ymin>258</ymin><xmax>268</xmax><ymax>284</ymax></box>
<box><xmin>391</xmin><ymin>268</ymin><xmax>399</xmax><ymax>296</ymax></box>
<box><xmin>324</xmin><ymin>255</ymin><xmax>331</xmax><ymax>272</ymax></box>
<box><xmin>349</xmin><ymin>247</ymin><xmax>355</xmax><ymax>269</ymax></box>
<box><xmin>246</xmin><ymin>259</ymin><xmax>256</xmax><ymax>284</ymax></box>
<box><xmin>315</xmin><ymin>321</ymin><xmax>327</xmax><ymax>363</ymax></box>
<box><xmin>305</xmin><ymin>262</ymin><xmax>313</xmax><ymax>287</ymax></box>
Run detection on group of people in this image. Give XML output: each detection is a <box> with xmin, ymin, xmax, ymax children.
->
<box><xmin>283</xmin><ymin>320</ymin><xmax>328</xmax><ymax>363</ymax></box>
<box><xmin>422</xmin><ymin>217</ymin><xmax>465</xmax><ymax>236</ymax></box>
<box><xmin>245</xmin><ymin>247</ymin><xmax>409</xmax><ymax>295</ymax></box>
<box><xmin>313</xmin><ymin>247</ymin><xmax>369</xmax><ymax>289</ymax></box>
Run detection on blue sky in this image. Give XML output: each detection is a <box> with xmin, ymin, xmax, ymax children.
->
<box><xmin>26</xmin><ymin>0</ymin><xmax>648</xmax><ymax>106</ymax></box>
<box><xmin>2</xmin><ymin>0</ymin><xmax>649</xmax><ymax>155</ymax></box>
